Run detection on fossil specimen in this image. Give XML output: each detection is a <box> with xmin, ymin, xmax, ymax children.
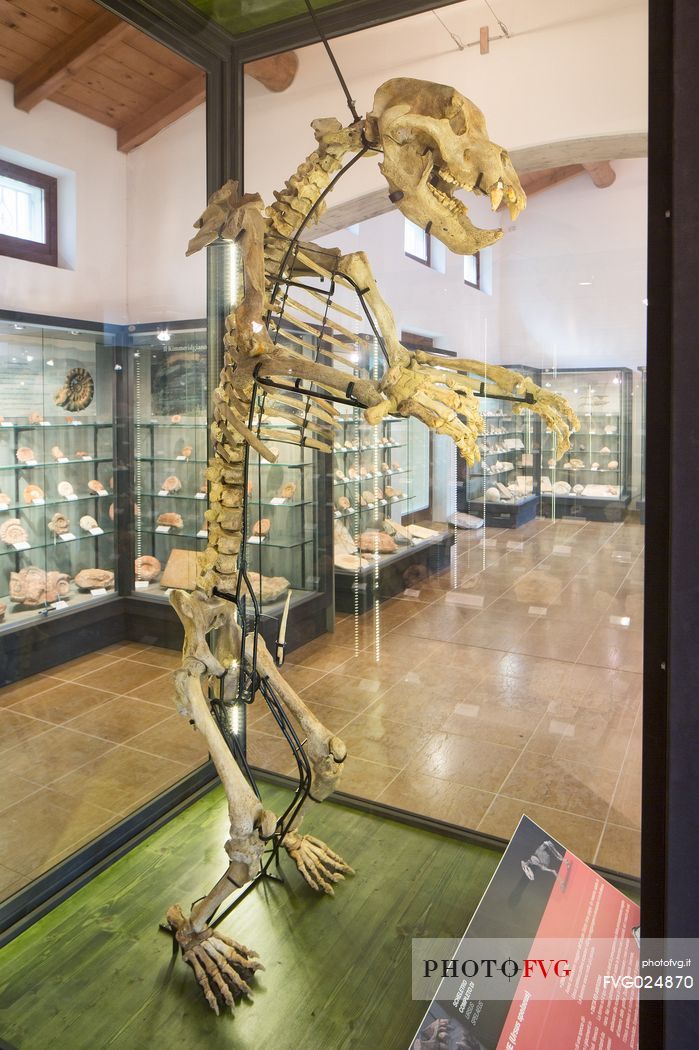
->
<box><xmin>252</xmin><ymin>518</ymin><xmax>271</xmax><ymax>537</ymax></box>
<box><xmin>608</xmin><ymin>460</ymin><xmax>619</xmax><ymax>469</ymax></box>
<box><xmin>10</xmin><ymin>567</ymin><xmax>70</xmax><ymax>606</ymax></box>
<box><xmin>54</xmin><ymin>367</ymin><xmax>94</xmax><ymax>412</ymax></box>
<box><xmin>247</xmin><ymin>571</ymin><xmax>290</xmax><ymax>602</ymax></box>
<box><xmin>57</xmin><ymin>481</ymin><xmax>75</xmax><ymax>498</ymax></box>
<box><xmin>159</xmin><ymin>77</ymin><xmax>578</xmax><ymax>1015</ymax></box>
<box><xmin>181</xmin><ymin>445</ymin><xmax>193</xmax><ymax>459</ymax></box>
<box><xmin>28</xmin><ymin>411</ymin><xmax>43</xmax><ymax>424</ymax></box>
<box><xmin>23</xmin><ymin>485</ymin><xmax>44</xmax><ymax>504</ymax></box>
<box><xmin>278</xmin><ymin>482</ymin><xmax>296</xmax><ymax>498</ymax></box>
<box><xmin>0</xmin><ymin>518</ymin><xmax>28</xmax><ymax>545</ymax></box>
<box><xmin>0</xmin><ymin>491</ymin><xmax>11</xmax><ymax>505</ymax></box>
<box><xmin>157</xmin><ymin>512</ymin><xmax>184</xmax><ymax>528</ymax></box>
<box><xmin>171</xmin><ymin>414</ymin><xmax>182</xmax><ymax>424</ymax></box>
<box><xmin>79</xmin><ymin>515</ymin><xmax>99</xmax><ymax>532</ymax></box>
<box><xmin>135</xmin><ymin>555</ymin><xmax>161</xmax><ymax>580</ymax></box>
<box><xmin>16</xmin><ymin>447</ymin><xmax>36</xmax><ymax>463</ymax></box>
<box><xmin>358</xmin><ymin>530</ymin><xmax>398</xmax><ymax>554</ymax></box>
<box><xmin>161</xmin><ymin>475</ymin><xmax>182</xmax><ymax>493</ymax></box>
<box><xmin>88</xmin><ymin>479</ymin><xmax>107</xmax><ymax>494</ymax></box>
<box><xmin>51</xmin><ymin>445</ymin><xmax>66</xmax><ymax>460</ymax></box>
<box><xmin>74</xmin><ymin>568</ymin><xmax>115</xmax><ymax>590</ymax></box>
<box><xmin>75</xmin><ymin>450</ymin><xmax>90</xmax><ymax>459</ymax></box>
<box><xmin>48</xmin><ymin>512</ymin><xmax>70</xmax><ymax>535</ymax></box>
<box><xmin>337</xmin><ymin>496</ymin><xmax>351</xmax><ymax>511</ymax></box>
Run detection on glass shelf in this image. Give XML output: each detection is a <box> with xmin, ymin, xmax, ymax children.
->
<box><xmin>0</xmin><ymin>421</ymin><xmax>113</xmax><ymax>430</ymax></box>
<box><xmin>0</xmin><ymin>456</ymin><xmax>113</xmax><ymax>472</ymax></box>
<box><xmin>0</xmin><ymin>529</ymin><xmax>115</xmax><ymax>556</ymax></box>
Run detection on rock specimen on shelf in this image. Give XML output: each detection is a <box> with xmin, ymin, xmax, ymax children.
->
<box><xmin>599</xmin><ymin>445</ymin><xmax>611</xmax><ymax>454</ymax></box>
<box><xmin>485</xmin><ymin>486</ymin><xmax>501</xmax><ymax>501</ymax></box>
<box><xmin>10</xmin><ymin>567</ymin><xmax>70</xmax><ymax>606</ymax></box>
<box><xmin>135</xmin><ymin>555</ymin><xmax>161</xmax><ymax>580</ymax></box>
<box><xmin>88</xmin><ymin>479</ymin><xmax>107</xmax><ymax>494</ymax></box>
<box><xmin>57</xmin><ymin>481</ymin><xmax>75</xmax><ymax>498</ymax></box>
<box><xmin>279</xmin><ymin>482</ymin><xmax>296</xmax><ymax>498</ymax></box>
<box><xmin>16</xmin><ymin>447</ymin><xmax>35</xmax><ymax>463</ymax></box>
<box><xmin>74</xmin><ymin>568</ymin><xmax>114</xmax><ymax>591</ymax></box>
<box><xmin>157</xmin><ymin>512</ymin><xmax>184</xmax><ymax>529</ymax></box>
<box><xmin>0</xmin><ymin>491</ymin><xmax>11</xmax><ymax>505</ymax></box>
<box><xmin>54</xmin><ymin>367</ymin><xmax>94</xmax><ymax>411</ymax></box>
<box><xmin>247</xmin><ymin>571</ymin><xmax>291</xmax><ymax>602</ymax></box>
<box><xmin>161</xmin><ymin>549</ymin><xmax>199</xmax><ymax>590</ymax></box>
<box><xmin>181</xmin><ymin>445</ymin><xmax>193</xmax><ymax>459</ymax></box>
<box><xmin>382</xmin><ymin>518</ymin><xmax>412</xmax><ymax>544</ymax></box>
<box><xmin>553</xmin><ymin>480</ymin><xmax>572</xmax><ymax>495</ymax></box>
<box><xmin>171</xmin><ymin>414</ymin><xmax>182</xmax><ymax>424</ymax></box>
<box><xmin>337</xmin><ymin>496</ymin><xmax>351</xmax><ymax>511</ymax></box>
<box><xmin>162</xmin><ymin>475</ymin><xmax>182</xmax><ymax>493</ymax></box>
<box><xmin>28</xmin><ymin>411</ymin><xmax>43</xmax><ymax>424</ymax></box>
<box><xmin>51</xmin><ymin>446</ymin><xmax>65</xmax><ymax>460</ymax></box>
<box><xmin>573</xmin><ymin>483</ymin><xmax>584</xmax><ymax>494</ymax></box>
<box><xmin>252</xmin><ymin>518</ymin><xmax>271</xmax><ymax>537</ymax></box>
<box><xmin>0</xmin><ymin>518</ymin><xmax>28</xmax><ymax>545</ymax></box>
<box><xmin>75</xmin><ymin>450</ymin><xmax>90</xmax><ymax>459</ymax></box>
<box><xmin>48</xmin><ymin>512</ymin><xmax>70</xmax><ymax>535</ymax></box>
<box><xmin>607</xmin><ymin>460</ymin><xmax>619</xmax><ymax>469</ymax></box>
<box><xmin>80</xmin><ymin>515</ymin><xmax>99</xmax><ymax>532</ymax></box>
<box><xmin>23</xmin><ymin>485</ymin><xmax>44</xmax><ymax>504</ymax></box>
<box><xmin>358</xmin><ymin>529</ymin><xmax>397</xmax><ymax>554</ymax></box>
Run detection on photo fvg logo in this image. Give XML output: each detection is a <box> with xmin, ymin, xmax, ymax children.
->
<box><xmin>424</xmin><ymin>958</ymin><xmax>572</xmax><ymax>980</ymax></box>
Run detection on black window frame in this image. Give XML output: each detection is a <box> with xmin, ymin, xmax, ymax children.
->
<box><xmin>463</xmin><ymin>250</ymin><xmax>481</xmax><ymax>289</ymax></box>
<box><xmin>404</xmin><ymin>217</ymin><xmax>431</xmax><ymax>266</ymax></box>
<box><xmin>0</xmin><ymin>159</ymin><xmax>58</xmax><ymax>268</ymax></box>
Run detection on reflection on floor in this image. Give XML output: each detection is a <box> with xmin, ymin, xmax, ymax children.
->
<box><xmin>250</xmin><ymin>518</ymin><xmax>643</xmax><ymax>877</ymax></box>
<box><xmin>0</xmin><ymin>643</ymin><xmax>206</xmax><ymax>900</ymax></box>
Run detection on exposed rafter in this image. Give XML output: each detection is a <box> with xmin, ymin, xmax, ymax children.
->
<box><xmin>14</xmin><ymin>11</ymin><xmax>131</xmax><ymax>113</ymax></box>
<box><xmin>117</xmin><ymin>74</ymin><xmax>206</xmax><ymax>153</ymax></box>
<box><xmin>583</xmin><ymin>161</ymin><xmax>617</xmax><ymax>188</ymax></box>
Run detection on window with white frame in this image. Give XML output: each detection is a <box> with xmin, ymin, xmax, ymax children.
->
<box><xmin>463</xmin><ymin>252</ymin><xmax>480</xmax><ymax>289</ymax></box>
<box><xmin>0</xmin><ymin>159</ymin><xmax>57</xmax><ymax>267</ymax></box>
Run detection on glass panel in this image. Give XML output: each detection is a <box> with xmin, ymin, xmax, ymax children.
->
<box><xmin>244</xmin><ymin>1</ymin><xmax>648</xmax><ymax>880</ymax></box>
<box><xmin>0</xmin><ymin>175</ymin><xmax>44</xmax><ymax>242</ymax></box>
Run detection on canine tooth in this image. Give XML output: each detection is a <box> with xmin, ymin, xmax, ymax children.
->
<box><xmin>490</xmin><ymin>184</ymin><xmax>504</xmax><ymax>211</ymax></box>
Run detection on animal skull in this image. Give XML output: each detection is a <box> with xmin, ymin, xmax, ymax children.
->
<box><xmin>367</xmin><ymin>77</ymin><xmax>526</xmax><ymax>254</ymax></box>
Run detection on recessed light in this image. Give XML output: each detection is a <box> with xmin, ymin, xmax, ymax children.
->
<box><xmin>13</xmin><ymin>324</ymin><xmax>24</xmax><ymax>331</ymax></box>
<box><xmin>46</xmin><ymin>359</ymin><xmax>54</xmax><ymax>366</ymax></box>
<box><xmin>156</xmin><ymin>328</ymin><xmax>171</xmax><ymax>343</ymax></box>
<box><xmin>578</xmin><ymin>281</ymin><xmax>592</xmax><ymax>286</ymax></box>
<box><xmin>25</xmin><ymin>355</ymin><xmax>33</xmax><ymax>362</ymax></box>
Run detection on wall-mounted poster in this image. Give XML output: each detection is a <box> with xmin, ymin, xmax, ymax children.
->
<box><xmin>411</xmin><ymin>816</ymin><xmax>640</xmax><ymax>1050</ymax></box>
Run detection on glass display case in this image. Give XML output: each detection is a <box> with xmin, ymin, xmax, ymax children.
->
<box><xmin>0</xmin><ymin>316</ymin><xmax>117</xmax><ymax>631</ymax></box>
<box><xmin>638</xmin><ymin>365</ymin><xmax>646</xmax><ymax>523</ymax></box>
<box><xmin>539</xmin><ymin>367</ymin><xmax>632</xmax><ymax>521</ymax></box>
<box><xmin>457</xmin><ymin>368</ymin><xmax>542</xmax><ymax>529</ymax></box>
<box><xmin>131</xmin><ymin>322</ymin><xmax>209</xmax><ymax>598</ymax></box>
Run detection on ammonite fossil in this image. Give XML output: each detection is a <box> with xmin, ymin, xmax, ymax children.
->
<box><xmin>10</xmin><ymin>567</ymin><xmax>70</xmax><ymax>606</ymax></box>
<box><xmin>337</xmin><ymin>496</ymin><xmax>351</xmax><ymax>511</ymax></box>
<box><xmin>51</xmin><ymin>446</ymin><xmax>65</xmax><ymax>460</ymax></box>
<box><xmin>48</xmin><ymin>512</ymin><xmax>70</xmax><ymax>535</ymax></box>
<box><xmin>0</xmin><ymin>518</ymin><xmax>28</xmax><ymax>545</ymax></box>
<box><xmin>74</xmin><ymin>568</ymin><xmax>115</xmax><ymax>591</ymax></box>
<box><xmin>0</xmin><ymin>491</ymin><xmax>11</xmax><ymax>505</ymax></box>
<box><xmin>23</xmin><ymin>484</ymin><xmax>44</xmax><ymax>504</ymax></box>
<box><xmin>16</xmin><ymin>447</ymin><xmax>36</xmax><ymax>463</ymax></box>
<box><xmin>75</xmin><ymin>450</ymin><xmax>90</xmax><ymax>458</ymax></box>
<box><xmin>384</xmin><ymin>486</ymin><xmax>403</xmax><ymax>499</ymax></box>
<box><xmin>28</xmin><ymin>411</ymin><xmax>43</xmax><ymax>424</ymax></box>
<box><xmin>54</xmin><ymin>367</ymin><xmax>94</xmax><ymax>412</ymax></box>
<box><xmin>135</xmin><ymin>555</ymin><xmax>161</xmax><ymax>581</ymax></box>
<box><xmin>279</xmin><ymin>482</ymin><xmax>296</xmax><ymax>499</ymax></box>
<box><xmin>87</xmin><ymin>479</ymin><xmax>107</xmax><ymax>494</ymax></box>
<box><xmin>57</xmin><ymin>481</ymin><xmax>74</xmax><ymax>498</ymax></box>
<box><xmin>252</xmin><ymin>518</ymin><xmax>271</xmax><ymax>537</ymax></box>
<box><xmin>362</xmin><ymin>489</ymin><xmax>376</xmax><ymax>505</ymax></box>
<box><xmin>79</xmin><ymin>515</ymin><xmax>99</xmax><ymax>532</ymax></box>
<box><xmin>157</xmin><ymin>512</ymin><xmax>183</xmax><ymax>528</ymax></box>
<box><xmin>161</xmin><ymin>475</ymin><xmax>182</xmax><ymax>493</ymax></box>
<box><xmin>171</xmin><ymin>414</ymin><xmax>182</xmax><ymax>424</ymax></box>
<box><xmin>181</xmin><ymin>445</ymin><xmax>193</xmax><ymax>459</ymax></box>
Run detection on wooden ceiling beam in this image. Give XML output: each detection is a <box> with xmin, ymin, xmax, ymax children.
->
<box><xmin>116</xmin><ymin>73</ymin><xmax>205</xmax><ymax>152</ymax></box>
<box><xmin>245</xmin><ymin>51</ymin><xmax>299</xmax><ymax>92</ymax></box>
<box><xmin>519</xmin><ymin>164</ymin><xmax>585</xmax><ymax>197</ymax></box>
<box><xmin>14</xmin><ymin>11</ymin><xmax>132</xmax><ymax>112</ymax></box>
<box><xmin>583</xmin><ymin>161</ymin><xmax>616</xmax><ymax>188</ymax></box>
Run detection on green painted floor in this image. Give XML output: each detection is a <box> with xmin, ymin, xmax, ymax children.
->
<box><xmin>0</xmin><ymin>784</ymin><xmax>500</xmax><ymax>1050</ymax></box>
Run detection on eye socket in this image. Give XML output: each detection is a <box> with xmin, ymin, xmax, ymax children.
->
<box><xmin>449</xmin><ymin>112</ymin><xmax>466</xmax><ymax>135</ymax></box>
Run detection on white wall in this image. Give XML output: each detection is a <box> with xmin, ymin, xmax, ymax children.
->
<box><xmin>498</xmin><ymin>158</ymin><xmax>647</xmax><ymax>370</ymax></box>
<box><xmin>0</xmin><ymin>81</ymin><xmax>128</xmax><ymax>323</ymax></box>
<box><xmin>126</xmin><ymin>105</ymin><xmax>207</xmax><ymax>323</ymax></box>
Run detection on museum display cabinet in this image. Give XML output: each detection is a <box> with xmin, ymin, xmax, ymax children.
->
<box><xmin>539</xmin><ymin>366</ymin><xmax>633</xmax><ymax>521</ymax></box>
<box><xmin>457</xmin><ymin>365</ymin><xmax>542</xmax><ymax>529</ymax></box>
<box><xmin>638</xmin><ymin>365</ymin><xmax>646</xmax><ymax>523</ymax></box>
<box><xmin>0</xmin><ymin>315</ymin><xmax>118</xmax><ymax>635</ymax></box>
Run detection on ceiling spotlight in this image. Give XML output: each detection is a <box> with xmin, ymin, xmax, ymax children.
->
<box><xmin>70</xmin><ymin>329</ymin><xmax>79</xmax><ymax>335</ymax></box>
<box><xmin>13</xmin><ymin>323</ymin><xmax>24</xmax><ymax>331</ymax></box>
<box><xmin>156</xmin><ymin>328</ymin><xmax>171</xmax><ymax>343</ymax></box>
<box><xmin>578</xmin><ymin>281</ymin><xmax>592</xmax><ymax>287</ymax></box>
<box><xmin>25</xmin><ymin>355</ymin><xmax>33</xmax><ymax>362</ymax></box>
<box><xmin>46</xmin><ymin>359</ymin><xmax>54</xmax><ymax>366</ymax></box>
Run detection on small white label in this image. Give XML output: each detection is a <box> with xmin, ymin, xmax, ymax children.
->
<box><xmin>89</xmin><ymin>527</ymin><xmax>104</xmax><ymax>536</ymax></box>
<box><xmin>32</xmin><ymin>498</ymin><xmax>45</xmax><ymax>506</ymax></box>
<box><xmin>1</xmin><ymin>421</ymin><xmax>13</xmax><ymax>428</ymax></box>
<box><xmin>97</xmin><ymin>490</ymin><xmax>108</xmax><ymax>496</ymax></box>
<box><xmin>528</xmin><ymin>605</ymin><xmax>548</xmax><ymax>617</ymax></box>
<box><xmin>0</xmin><ymin>502</ymin><xmax>8</xmax><ymax>512</ymax></box>
<box><xmin>71</xmin><ymin>420</ymin><xmax>83</xmax><ymax>426</ymax></box>
<box><xmin>90</xmin><ymin>587</ymin><xmax>107</xmax><ymax>596</ymax></box>
<box><xmin>248</xmin><ymin>535</ymin><xmax>263</xmax><ymax>544</ymax></box>
<box><xmin>196</xmin><ymin>529</ymin><xmax>207</xmax><ymax>538</ymax></box>
<box><xmin>380</xmin><ymin>498</ymin><xmax>388</xmax><ymax>505</ymax></box>
<box><xmin>57</xmin><ymin>457</ymin><xmax>69</xmax><ymax>464</ymax></box>
<box><xmin>54</xmin><ymin>600</ymin><xmax>68</xmax><ymax>609</ymax></box>
<box><xmin>403</xmin><ymin>588</ymin><xmax>421</xmax><ymax>598</ymax></box>
<box><xmin>66</xmin><ymin>494</ymin><xmax>78</xmax><ymax>502</ymax></box>
<box><xmin>158</xmin><ymin>489</ymin><xmax>169</xmax><ymax>496</ymax></box>
<box><xmin>59</xmin><ymin>532</ymin><xmax>76</xmax><ymax>541</ymax></box>
<box><xmin>553</xmin><ymin>544</ymin><xmax>572</xmax><ymax>556</ymax></box>
<box><xmin>135</xmin><ymin>579</ymin><xmax>150</xmax><ymax>591</ymax></box>
<box><xmin>447</xmin><ymin>591</ymin><xmax>484</xmax><ymax>608</ymax></box>
<box><xmin>334</xmin><ymin>510</ymin><xmax>341</xmax><ymax>518</ymax></box>
<box><xmin>12</xmin><ymin>541</ymin><xmax>30</xmax><ymax>550</ymax></box>
<box><xmin>39</xmin><ymin>420</ymin><xmax>50</xmax><ymax>426</ymax></box>
<box><xmin>24</xmin><ymin>459</ymin><xmax>38</xmax><ymax>467</ymax></box>
<box><xmin>270</xmin><ymin>497</ymin><xmax>286</xmax><ymax>505</ymax></box>
<box><xmin>155</xmin><ymin>525</ymin><xmax>171</xmax><ymax>533</ymax></box>
<box><xmin>79</xmin><ymin>455</ymin><xmax>92</xmax><ymax>461</ymax></box>
<box><xmin>176</xmin><ymin>455</ymin><xmax>186</xmax><ymax>461</ymax></box>
<box><xmin>506</xmin><ymin>540</ymin><xmax>524</xmax><ymax>552</ymax></box>
<box><xmin>195</xmin><ymin>492</ymin><xmax>205</xmax><ymax>500</ymax></box>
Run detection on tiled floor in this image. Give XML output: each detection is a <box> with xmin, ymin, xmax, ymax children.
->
<box><xmin>249</xmin><ymin>517</ymin><xmax>643</xmax><ymax>877</ymax></box>
<box><xmin>0</xmin><ymin>643</ymin><xmax>207</xmax><ymax>900</ymax></box>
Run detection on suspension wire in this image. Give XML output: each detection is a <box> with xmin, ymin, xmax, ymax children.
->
<box><xmin>304</xmin><ymin>0</ymin><xmax>360</xmax><ymax>123</ymax></box>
